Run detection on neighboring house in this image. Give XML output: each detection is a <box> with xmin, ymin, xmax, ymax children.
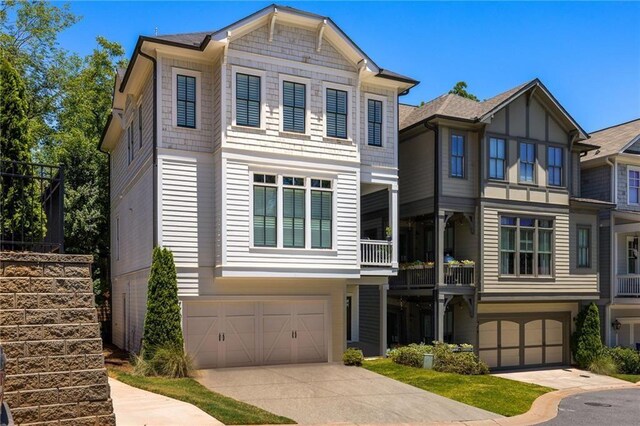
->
<box><xmin>99</xmin><ymin>5</ymin><xmax>418</xmax><ymax>367</ymax></box>
<box><xmin>391</xmin><ymin>79</ymin><xmax>609</xmax><ymax>369</ymax></box>
<box><xmin>581</xmin><ymin>119</ymin><xmax>640</xmax><ymax>349</ymax></box>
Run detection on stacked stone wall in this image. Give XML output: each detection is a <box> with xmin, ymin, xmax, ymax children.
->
<box><xmin>0</xmin><ymin>252</ymin><xmax>115</xmax><ymax>425</ymax></box>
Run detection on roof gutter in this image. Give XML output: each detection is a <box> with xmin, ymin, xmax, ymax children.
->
<box><xmin>137</xmin><ymin>49</ymin><xmax>159</xmax><ymax>247</ymax></box>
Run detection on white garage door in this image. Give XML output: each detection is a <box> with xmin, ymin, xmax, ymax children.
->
<box><xmin>478</xmin><ymin>314</ymin><xmax>569</xmax><ymax>370</ymax></box>
<box><xmin>185</xmin><ymin>299</ymin><xmax>328</xmax><ymax>368</ymax></box>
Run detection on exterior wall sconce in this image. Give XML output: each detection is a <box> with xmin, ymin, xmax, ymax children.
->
<box><xmin>612</xmin><ymin>319</ymin><xmax>622</xmax><ymax>331</ymax></box>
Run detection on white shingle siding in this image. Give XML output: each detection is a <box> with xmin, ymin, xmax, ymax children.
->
<box><xmin>360</xmin><ymin>84</ymin><xmax>397</xmax><ymax>169</ymax></box>
<box><xmin>231</xmin><ymin>23</ymin><xmax>356</xmax><ymax>72</ymax></box>
<box><xmin>160</xmin><ymin>57</ymin><xmax>214</xmax><ymax>153</ymax></box>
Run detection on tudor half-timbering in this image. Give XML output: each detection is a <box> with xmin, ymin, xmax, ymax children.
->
<box><xmin>581</xmin><ymin>119</ymin><xmax>640</xmax><ymax>349</ymax></box>
<box><xmin>99</xmin><ymin>5</ymin><xmax>417</xmax><ymax>367</ymax></box>
<box><xmin>392</xmin><ymin>79</ymin><xmax>608</xmax><ymax>369</ymax></box>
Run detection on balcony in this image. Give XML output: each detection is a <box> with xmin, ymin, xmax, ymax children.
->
<box><xmin>360</xmin><ymin>239</ymin><xmax>393</xmax><ymax>267</ymax></box>
<box><xmin>389</xmin><ymin>263</ymin><xmax>475</xmax><ymax>290</ymax></box>
<box><xmin>617</xmin><ymin>274</ymin><xmax>640</xmax><ymax>297</ymax></box>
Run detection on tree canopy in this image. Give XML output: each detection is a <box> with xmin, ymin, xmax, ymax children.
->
<box><xmin>449</xmin><ymin>81</ymin><xmax>479</xmax><ymax>101</ymax></box>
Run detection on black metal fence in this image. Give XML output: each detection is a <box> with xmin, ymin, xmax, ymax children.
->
<box><xmin>0</xmin><ymin>160</ymin><xmax>64</xmax><ymax>253</ymax></box>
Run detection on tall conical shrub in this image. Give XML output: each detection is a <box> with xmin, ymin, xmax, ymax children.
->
<box><xmin>142</xmin><ymin>247</ymin><xmax>184</xmax><ymax>358</ymax></box>
<box><xmin>571</xmin><ymin>303</ymin><xmax>603</xmax><ymax>369</ymax></box>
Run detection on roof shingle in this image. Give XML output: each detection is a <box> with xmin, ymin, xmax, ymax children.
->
<box><xmin>582</xmin><ymin>118</ymin><xmax>640</xmax><ymax>162</ymax></box>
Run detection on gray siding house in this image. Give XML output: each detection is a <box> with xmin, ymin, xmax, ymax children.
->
<box><xmin>581</xmin><ymin>119</ymin><xmax>640</xmax><ymax>348</ymax></box>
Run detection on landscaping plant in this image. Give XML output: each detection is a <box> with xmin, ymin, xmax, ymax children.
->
<box><xmin>432</xmin><ymin>342</ymin><xmax>489</xmax><ymax>375</ymax></box>
<box><xmin>342</xmin><ymin>348</ymin><xmax>364</xmax><ymax>366</ymax></box>
<box><xmin>151</xmin><ymin>344</ymin><xmax>194</xmax><ymax>378</ymax></box>
<box><xmin>571</xmin><ymin>303</ymin><xmax>603</xmax><ymax>369</ymax></box>
<box><xmin>588</xmin><ymin>355</ymin><xmax>618</xmax><ymax>376</ymax></box>
<box><xmin>605</xmin><ymin>347</ymin><xmax>640</xmax><ymax>374</ymax></box>
<box><xmin>142</xmin><ymin>247</ymin><xmax>184</xmax><ymax>359</ymax></box>
<box><xmin>387</xmin><ymin>343</ymin><xmax>433</xmax><ymax>367</ymax></box>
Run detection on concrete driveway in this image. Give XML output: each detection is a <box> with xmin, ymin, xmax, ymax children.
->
<box><xmin>109</xmin><ymin>378</ymin><xmax>222</xmax><ymax>426</ymax></box>
<box><xmin>493</xmin><ymin>367</ymin><xmax>629</xmax><ymax>390</ymax></box>
<box><xmin>196</xmin><ymin>363</ymin><xmax>501</xmax><ymax>425</ymax></box>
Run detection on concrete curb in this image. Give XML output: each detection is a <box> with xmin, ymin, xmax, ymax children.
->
<box><xmin>431</xmin><ymin>382</ymin><xmax>640</xmax><ymax>426</ymax></box>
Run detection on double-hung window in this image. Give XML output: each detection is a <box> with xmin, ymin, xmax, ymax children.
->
<box><xmin>628</xmin><ymin>237</ymin><xmax>639</xmax><ymax>274</ymax></box>
<box><xmin>367</xmin><ymin>99</ymin><xmax>383</xmax><ymax>146</ymax></box>
<box><xmin>236</xmin><ymin>73</ymin><xmax>261</xmax><ymax>128</ymax></box>
<box><xmin>176</xmin><ymin>74</ymin><xmax>196</xmax><ymax>128</ymax></box>
<box><xmin>282</xmin><ymin>81</ymin><xmax>306</xmax><ymax>133</ymax></box>
<box><xmin>519</xmin><ymin>142</ymin><xmax>536</xmax><ymax>183</ymax></box>
<box><xmin>629</xmin><ymin>168</ymin><xmax>640</xmax><ymax>204</ymax></box>
<box><xmin>326</xmin><ymin>88</ymin><xmax>348</xmax><ymax>139</ymax></box>
<box><xmin>577</xmin><ymin>226</ymin><xmax>591</xmax><ymax>268</ymax></box>
<box><xmin>311</xmin><ymin>179</ymin><xmax>332</xmax><ymax>249</ymax></box>
<box><xmin>500</xmin><ymin>217</ymin><xmax>553</xmax><ymax>276</ymax></box>
<box><xmin>253</xmin><ymin>174</ymin><xmax>277</xmax><ymax>247</ymax></box>
<box><xmin>450</xmin><ymin>134</ymin><xmax>465</xmax><ymax>178</ymax></box>
<box><xmin>547</xmin><ymin>146</ymin><xmax>563</xmax><ymax>186</ymax></box>
<box><xmin>489</xmin><ymin>137</ymin><xmax>506</xmax><ymax>180</ymax></box>
<box><xmin>282</xmin><ymin>177</ymin><xmax>305</xmax><ymax>248</ymax></box>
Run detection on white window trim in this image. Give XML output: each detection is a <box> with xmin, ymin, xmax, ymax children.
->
<box><xmin>278</xmin><ymin>74</ymin><xmax>311</xmax><ymax>135</ymax></box>
<box><xmin>249</xmin><ymin>172</ymin><xmax>336</xmax><ymax>252</ymax></box>
<box><xmin>171</xmin><ymin>67</ymin><xmax>202</xmax><ymax>130</ymax></box>
<box><xmin>231</xmin><ymin>65</ymin><xmax>267</xmax><ymax>130</ymax></box>
<box><xmin>322</xmin><ymin>81</ymin><xmax>353</xmax><ymax>141</ymax></box>
<box><xmin>628</xmin><ymin>165</ymin><xmax>640</xmax><ymax>205</ymax></box>
<box><xmin>364</xmin><ymin>93</ymin><xmax>386</xmax><ymax>147</ymax></box>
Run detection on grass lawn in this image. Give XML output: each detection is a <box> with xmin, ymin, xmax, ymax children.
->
<box><xmin>363</xmin><ymin>359</ymin><xmax>553</xmax><ymax>417</ymax></box>
<box><xmin>611</xmin><ymin>373</ymin><xmax>640</xmax><ymax>383</ymax></box>
<box><xmin>108</xmin><ymin>367</ymin><xmax>295</xmax><ymax>425</ymax></box>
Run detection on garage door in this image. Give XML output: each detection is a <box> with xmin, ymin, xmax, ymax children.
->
<box><xmin>478</xmin><ymin>313</ymin><xmax>569</xmax><ymax>369</ymax></box>
<box><xmin>185</xmin><ymin>299</ymin><xmax>328</xmax><ymax>368</ymax></box>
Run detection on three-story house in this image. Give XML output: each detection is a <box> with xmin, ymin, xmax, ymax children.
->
<box><xmin>99</xmin><ymin>5</ymin><xmax>417</xmax><ymax>367</ymax></box>
<box><xmin>581</xmin><ymin>119</ymin><xmax>640</xmax><ymax>349</ymax></box>
<box><xmin>392</xmin><ymin>79</ymin><xmax>606</xmax><ymax>369</ymax></box>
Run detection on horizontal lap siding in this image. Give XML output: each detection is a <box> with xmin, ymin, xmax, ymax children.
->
<box><xmin>359</xmin><ymin>286</ymin><xmax>380</xmax><ymax>351</ymax></box>
<box><xmin>224</xmin><ymin>160</ymin><xmax>358</xmax><ymax>268</ymax></box>
<box><xmin>399</xmin><ymin>132</ymin><xmax>434</xmax><ymax>205</ymax></box>
<box><xmin>161</xmin><ymin>156</ymin><xmax>215</xmax><ymax>294</ymax></box>
<box><xmin>482</xmin><ymin>206</ymin><xmax>597</xmax><ymax>294</ymax></box>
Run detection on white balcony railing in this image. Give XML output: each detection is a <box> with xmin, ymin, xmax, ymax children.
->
<box><xmin>617</xmin><ymin>274</ymin><xmax>640</xmax><ymax>297</ymax></box>
<box><xmin>360</xmin><ymin>239</ymin><xmax>392</xmax><ymax>267</ymax></box>
<box><xmin>443</xmin><ymin>264</ymin><xmax>475</xmax><ymax>286</ymax></box>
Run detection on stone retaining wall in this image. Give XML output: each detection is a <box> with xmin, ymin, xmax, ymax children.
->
<box><xmin>0</xmin><ymin>252</ymin><xmax>115</xmax><ymax>425</ymax></box>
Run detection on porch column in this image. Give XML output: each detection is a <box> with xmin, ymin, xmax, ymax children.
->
<box><xmin>380</xmin><ymin>283</ymin><xmax>388</xmax><ymax>356</ymax></box>
<box><xmin>435</xmin><ymin>291</ymin><xmax>445</xmax><ymax>342</ymax></box>
<box><xmin>435</xmin><ymin>212</ymin><xmax>446</xmax><ymax>285</ymax></box>
<box><xmin>389</xmin><ymin>186</ymin><xmax>399</xmax><ymax>268</ymax></box>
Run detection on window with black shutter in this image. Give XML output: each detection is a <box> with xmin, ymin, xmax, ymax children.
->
<box><xmin>367</xmin><ymin>99</ymin><xmax>382</xmax><ymax>146</ymax></box>
<box><xmin>282</xmin><ymin>81</ymin><xmax>306</xmax><ymax>133</ymax></box>
<box><xmin>326</xmin><ymin>88</ymin><xmax>347</xmax><ymax>139</ymax></box>
<box><xmin>236</xmin><ymin>73</ymin><xmax>261</xmax><ymax>127</ymax></box>
<box><xmin>176</xmin><ymin>74</ymin><xmax>196</xmax><ymax>128</ymax></box>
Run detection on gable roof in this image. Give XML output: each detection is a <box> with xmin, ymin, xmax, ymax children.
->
<box><xmin>399</xmin><ymin>79</ymin><xmax>588</xmax><ymax>141</ymax></box>
<box><xmin>581</xmin><ymin>118</ymin><xmax>640</xmax><ymax>162</ymax></box>
<box><xmin>120</xmin><ymin>4</ymin><xmax>417</xmax><ymax>92</ymax></box>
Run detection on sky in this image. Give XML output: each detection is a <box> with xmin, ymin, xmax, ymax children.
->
<box><xmin>54</xmin><ymin>1</ymin><xmax>640</xmax><ymax>132</ymax></box>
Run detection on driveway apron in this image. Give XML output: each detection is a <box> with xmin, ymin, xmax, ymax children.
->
<box><xmin>196</xmin><ymin>363</ymin><xmax>501</xmax><ymax>424</ymax></box>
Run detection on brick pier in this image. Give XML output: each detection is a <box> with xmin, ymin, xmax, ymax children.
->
<box><xmin>0</xmin><ymin>252</ymin><xmax>115</xmax><ymax>425</ymax></box>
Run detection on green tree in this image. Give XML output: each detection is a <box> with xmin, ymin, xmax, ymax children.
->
<box><xmin>142</xmin><ymin>248</ymin><xmax>184</xmax><ymax>358</ymax></box>
<box><xmin>0</xmin><ymin>0</ymin><xmax>79</xmax><ymax>145</ymax></box>
<box><xmin>449</xmin><ymin>81</ymin><xmax>479</xmax><ymax>101</ymax></box>
<box><xmin>571</xmin><ymin>303</ymin><xmax>603</xmax><ymax>369</ymax></box>
<box><xmin>0</xmin><ymin>52</ymin><xmax>46</xmax><ymax>242</ymax></box>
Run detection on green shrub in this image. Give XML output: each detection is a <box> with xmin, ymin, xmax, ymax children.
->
<box><xmin>605</xmin><ymin>347</ymin><xmax>640</xmax><ymax>374</ymax></box>
<box><xmin>342</xmin><ymin>348</ymin><xmax>364</xmax><ymax>366</ymax></box>
<box><xmin>432</xmin><ymin>342</ymin><xmax>489</xmax><ymax>375</ymax></box>
<box><xmin>589</xmin><ymin>355</ymin><xmax>618</xmax><ymax>376</ymax></box>
<box><xmin>151</xmin><ymin>344</ymin><xmax>194</xmax><ymax>378</ymax></box>
<box><xmin>571</xmin><ymin>303</ymin><xmax>603</xmax><ymax>369</ymax></box>
<box><xmin>132</xmin><ymin>351</ymin><xmax>156</xmax><ymax>376</ymax></box>
<box><xmin>142</xmin><ymin>247</ymin><xmax>184</xmax><ymax>359</ymax></box>
<box><xmin>388</xmin><ymin>343</ymin><xmax>433</xmax><ymax>367</ymax></box>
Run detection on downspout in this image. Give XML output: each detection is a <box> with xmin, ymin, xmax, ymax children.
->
<box><xmin>137</xmin><ymin>50</ymin><xmax>159</xmax><ymax>247</ymax></box>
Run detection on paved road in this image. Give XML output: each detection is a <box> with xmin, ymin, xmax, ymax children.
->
<box><xmin>542</xmin><ymin>388</ymin><xmax>640</xmax><ymax>426</ymax></box>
